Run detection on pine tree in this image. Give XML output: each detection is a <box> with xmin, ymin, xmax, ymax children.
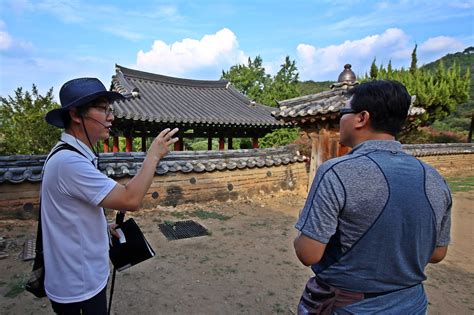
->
<box><xmin>410</xmin><ymin>44</ymin><xmax>418</xmax><ymax>74</ymax></box>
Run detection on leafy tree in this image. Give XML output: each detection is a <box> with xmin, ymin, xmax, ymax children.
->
<box><xmin>0</xmin><ymin>85</ymin><xmax>61</xmax><ymax>154</ymax></box>
<box><xmin>370</xmin><ymin>58</ymin><xmax>378</xmax><ymax>79</ymax></box>
<box><xmin>222</xmin><ymin>55</ymin><xmax>300</xmax><ymax>107</ymax></box>
<box><xmin>297</xmin><ymin>80</ymin><xmax>334</xmax><ymax>95</ymax></box>
<box><xmin>410</xmin><ymin>44</ymin><xmax>418</xmax><ymax>74</ymax></box>
<box><xmin>221</xmin><ymin>56</ymin><xmax>271</xmax><ymax>105</ymax></box>
<box><xmin>259</xmin><ymin>128</ymin><xmax>300</xmax><ymax>148</ymax></box>
<box><xmin>363</xmin><ymin>46</ymin><xmax>470</xmax><ymax>128</ymax></box>
<box><xmin>222</xmin><ymin>55</ymin><xmax>302</xmax><ymax>148</ymax></box>
<box><xmin>260</xmin><ymin>56</ymin><xmax>299</xmax><ymax>106</ymax></box>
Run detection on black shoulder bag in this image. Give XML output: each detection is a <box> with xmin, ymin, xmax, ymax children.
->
<box><xmin>25</xmin><ymin>143</ymin><xmax>89</xmax><ymax>298</ymax></box>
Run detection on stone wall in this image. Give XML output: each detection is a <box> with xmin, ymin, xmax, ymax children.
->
<box><xmin>1</xmin><ymin>143</ymin><xmax>473</xmax><ymax>220</ymax></box>
<box><xmin>403</xmin><ymin>143</ymin><xmax>474</xmax><ymax>177</ymax></box>
<box><xmin>416</xmin><ymin>155</ymin><xmax>473</xmax><ymax>177</ymax></box>
<box><xmin>0</xmin><ymin>163</ymin><xmax>308</xmax><ymax>220</ymax></box>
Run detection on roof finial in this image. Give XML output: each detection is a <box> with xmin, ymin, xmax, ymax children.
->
<box><xmin>337</xmin><ymin>64</ymin><xmax>356</xmax><ymax>83</ymax></box>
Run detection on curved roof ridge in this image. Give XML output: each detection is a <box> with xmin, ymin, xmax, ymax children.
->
<box><xmin>115</xmin><ymin>64</ymin><xmax>229</xmax><ymax>88</ymax></box>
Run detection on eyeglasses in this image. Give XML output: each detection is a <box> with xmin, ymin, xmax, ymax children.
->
<box><xmin>91</xmin><ymin>106</ymin><xmax>115</xmax><ymax>116</ymax></box>
<box><xmin>339</xmin><ymin>108</ymin><xmax>359</xmax><ymax>118</ymax></box>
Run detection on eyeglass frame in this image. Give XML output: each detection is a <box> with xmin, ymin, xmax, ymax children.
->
<box><xmin>339</xmin><ymin>107</ymin><xmax>360</xmax><ymax>118</ymax></box>
<box><xmin>89</xmin><ymin>105</ymin><xmax>115</xmax><ymax>116</ymax></box>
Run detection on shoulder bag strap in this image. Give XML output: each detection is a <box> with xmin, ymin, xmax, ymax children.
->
<box><xmin>36</xmin><ymin>143</ymin><xmax>92</xmax><ymax>255</ymax></box>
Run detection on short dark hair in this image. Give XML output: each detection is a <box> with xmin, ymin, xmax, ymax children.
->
<box><xmin>346</xmin><ymin>80</ymin><xmax>411</xmax><ymax>136</ymax></box>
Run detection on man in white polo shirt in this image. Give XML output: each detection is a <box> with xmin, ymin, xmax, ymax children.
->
<box><xmin>42</xmin><ymin>77</ymin><xmax>179</xmax><ymax>314</ymax></box>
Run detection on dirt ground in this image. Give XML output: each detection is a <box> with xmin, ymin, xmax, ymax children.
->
<box><xmin>0</xmin><ymin>189</ymin><xmax>472</xmax><ymax>314</ymax></box>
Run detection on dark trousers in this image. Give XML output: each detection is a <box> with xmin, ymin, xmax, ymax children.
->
<box><xmin>50</xmin><ymin>286</ymin><xmax>107</xmax><ymax>315</ymax></box>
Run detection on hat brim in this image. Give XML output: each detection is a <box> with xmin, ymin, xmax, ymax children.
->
<box><xmin>45</xmin><ymin>91</ymin><xmax>125</xmax><ymax>128</ymax></box>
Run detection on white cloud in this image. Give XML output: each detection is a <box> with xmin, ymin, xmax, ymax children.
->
<box><xmin>0</xmin><ymin>21</ymin><xmax>33</xmax><ymax>54</ymax></box>
<box><xmin>36</xmin><ymin>0</ymin><xmax>85</xmax><ymax>23</ymax></box>
<box><xmin>0</xmin><ymin>30</ymin><xmax>13</xmax><ymax>50</ymax></box>
<box><xmin>295</xmin><ymin>28</ymin><xmax>468</xmax><ymax>81</ymax></box>
<box><xmin>101</xmin><ymin>26</ymin><xmax>144</xmax><ymax>42</ymax></box>
<box><xmin>296</xmin><ymin>28</ymin><xmax>411</xmax><ymax>81</ymax></box>
<box><xmin>449</xmin><ymin>0</ymin><xmax>474</xmax><ymax>9</ymax></box>
<box><xmin>134</xmin><ymin>28</ymin><xmax>248</xmax><ymax>79</ymax></box>
<box><xmin>419</xmin><ymin>36</ymin><xmax>465</xmax><ymax>53</ymax></box>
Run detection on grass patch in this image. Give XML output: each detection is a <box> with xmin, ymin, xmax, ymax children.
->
<box><xmin>163</xmin><ymin>220</ymin><xmax>176</xmax><ymax>226</ymax></box>
<box><xmin>169</xmin><ymin>209</ymin><xmax>231</xmax><ymax>221</ymax></box>
<box><xmin>189</xmin><ymin>209</ymin><xmax>231</xmax><ymax>221</ymax></box>
<box><xmin>4</xmin><ymin>274</ymin><xmax>28</xmax><ymax>298</ymax></box>
<box><xmin>446</xmin><ymin>176</ymin><xmax>474</xmax><ymax>193</ymax></box>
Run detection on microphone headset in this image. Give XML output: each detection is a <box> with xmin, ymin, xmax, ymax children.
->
<box><xmin>85</xmin><ymin>116</ymin><xmax>111</xmax><ymax>130</ymax></box>
<box><xmin>84</xmin><ymin>116</ymin><xmax>118</xmax><ymax>136</ymax></box>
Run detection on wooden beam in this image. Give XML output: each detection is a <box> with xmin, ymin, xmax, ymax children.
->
<box><xmin>468</xmin><ymin>112</ymin><xmax>473</xmax><ymax>143</ymax></box>
<box><xmin>113</xmin><ymin>136</ymin><xmax>119</xmax><ymax>152</ymax></box>
<box><xmin>174</xmin><ymin>138</ymin><xmax>184</xmax><ymax>151</ymax></box>
<box><xmin>141</xmin><ymin>136</ymin><xmax>147</xmax><ymax>152</ymax></box>
<box><xmin>125</xmin><ymin>137</ymin><xmax>133</xmax><ymax>152</ymax></box>
<box><xmin>103</xmin><ymin>138</ymin><xmax>109</xmax><ymax>153</ymax></box>
<box><xmin>208</xmin><ymin>136</ymin><xmax>212</xmax><ymax>150</ymax></box>
<box><xmin>228</xmin><ymin>137</ymin><xmax>233</xmax><ymax>150</ymax></box>
<box><xmin>308</xmin><ymin>131</ymin><xmax>318</xmax><ymax>191</ymax></box>
<box><xmin>252</xmin><ymin>137</ymin><xmax>259</xmax><ymax>149</ymax></box>
<box><xmin>219</xmin><ymin>137</ymin><xmax>225</xmax><ymax>150</ymax></box>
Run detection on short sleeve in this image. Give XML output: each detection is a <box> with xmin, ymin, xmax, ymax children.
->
<box><xmin>436</xmin><ymin>180</ymin><xmax>452</xmax><ymax>246</ymax></box>
<box><xmin>58</xmin><ymin>154</ymin><xmax>117</xmax><ymax>206</ymax></box>
<box><xmin>295</xmin><ymin>165</ymin><xmax>344</xmax><ymax>244</ymax></box>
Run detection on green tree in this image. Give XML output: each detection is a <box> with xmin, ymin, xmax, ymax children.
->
<box><xmin>0</xmin><ymin>85</ymin><xmax>61</xmax><ymax>154</ymax></box>
<box><xmin>259</xmin><ymin>128</ymin><xmax>300</xmax><ymax>148</ymax></box>
<box><xmin>370</xmin><ymin>58</ymin><xmax>378</xmax><ymax>79</ymax></box>
<box><xmin>410</xmin><ymin>44</ymin><xmax>418</xmax><ymax>74</ymax></box>
<box><xmin>221</xmin><ymin>56</ymin><xmax>271</xmax><ymax>104</ymax></box>
<box><xmin>260</xmin><ymin>56</ymin><xmax>300</xmax><ymax>106</ymax></box>
<box><xmin>363</xmin><ymin>47</ymin><xmax>470</xmax><ymax>127</ymax></box>
<box><xmin>222</xmin><ymin>55</ymin><xmax>302</xmax><ymax>148</ymax></box>
<box><xmin>222</xmin><ymin>55</ymin><xmax>300</xmax><ymax>107</ymax></box>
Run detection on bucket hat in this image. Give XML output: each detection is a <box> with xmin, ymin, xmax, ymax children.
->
<box><xmin>45</xmin><ymin>77</ymin><xmax>125</xmax><ymax>128</ymax></box>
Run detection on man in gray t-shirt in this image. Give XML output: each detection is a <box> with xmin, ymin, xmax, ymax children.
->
<box><xmin>294</xmin><ymin>80</ymin><xmax>451</xmax><ymax>314</ymax></box>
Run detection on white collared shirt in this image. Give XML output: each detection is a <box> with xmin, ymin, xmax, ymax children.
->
<box><xmin>41</xmin><ymin>133</ymin><xmax>117</xmax><ymax>303</ymax></box>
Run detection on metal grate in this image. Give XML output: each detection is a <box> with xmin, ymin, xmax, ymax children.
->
<box><xmin>158</xmin><ymin>220</ymin><xmax>209</xmax><ymax>240</ymax></box>
<box><xmin>23</xmin><ymin>238</ymin><xmax>36</xmax><ymax>261</ymax></box>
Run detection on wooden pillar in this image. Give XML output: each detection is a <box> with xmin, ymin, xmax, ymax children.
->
<box><xmin>141</xmin><ymin>136</ymin><xmax>147</xmax><ymax>152</ymax></box>
<box><xmin>308</xmin><ymin>131</ymin><xmax>319</xmax><ymax>191</ymax></box>
<box><xmin>125</xmin><ymin>137</ymin><xmax>133</xmax><ymax>152</ymax></box>
<box><xmin>207</xmin><ymin>136</ymin><xmax>212</xmax><ymax>150</ymax></box>
<box><xmin>219</xmin><ymin>137</ymin><xmax>225</xmax><ymax>150</ymax></box>
<box><xmin>468</xmin><ymin>112</ymin><xmax>473</xmax><ymax>143</ymax></box>
<box><xmin>228</xmin><ymin>137</ymin><xmax>233</xmax><ymax>150</ymax></box>
<box><xmin>174</xmin><ymin>138</ymin><xmax>184</xmax><ymax>151</ymax></box>
<box><xmin>317</xmin><ymin>128</ymin><xmax>331</xmax><ymax>167</ymax></box>
<box><xmin>337</xmin><ymin>144</ymin><xmax>350</xmax><ymax>156</ymax></box>
<box><xmin>103</xmin><ymin>138</ymin><xmax>109</xmax><ymax>153</ymax></box>
<box><xmin>252</xmin><ymin>137</ymin><xmax>259</xmax><ymax>149</ymax></box>
<box><xmin>113</xmin><ymin>136</ymin><xmax>119</xmax><ymax>152</ymax></box>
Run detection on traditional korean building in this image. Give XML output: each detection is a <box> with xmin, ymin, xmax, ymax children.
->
<box><xmin>107</xmin><ymin>65</ymin><xmax>285</xmax><ymax>152</ymax></box>
<box><xmin>272</xmin><ymin>64</ymin><xmax>425</xmax><ymax>188</ymax></box>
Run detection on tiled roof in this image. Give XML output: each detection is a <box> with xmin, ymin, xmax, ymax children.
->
<box><xmin>110</xmin><ymin>65</ymin><xmax>283</xmax><ymax>128</ymax></box>
<box><xmin>403</xmin><ymin>143</ymin><xmax>474</xmax><ymax>157</ymax></box>
<box><xmin>0</xmin><ymin>145</ymin><xmax>306</xmax><ymax>184</ymax></box>
<box><xmin>272</xmin><ymin>83</ymin><xmax>425</xmax><ymax>121</ymax></box>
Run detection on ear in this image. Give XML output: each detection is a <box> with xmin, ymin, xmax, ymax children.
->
<box><xmin>354</xmin><ymin>111</ymin><xmax>370</xmax><ymax>129</ymax></box>
<box><xmin>69</xmin><ymin>108</ymin><xmax>82</xmax><ymax>124</ymax></box>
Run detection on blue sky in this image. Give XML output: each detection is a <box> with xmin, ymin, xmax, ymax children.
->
<box><xmin>0</xmin><ymin>0</ymin><xmax>473</xmax><ymax>100</ymax></box>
